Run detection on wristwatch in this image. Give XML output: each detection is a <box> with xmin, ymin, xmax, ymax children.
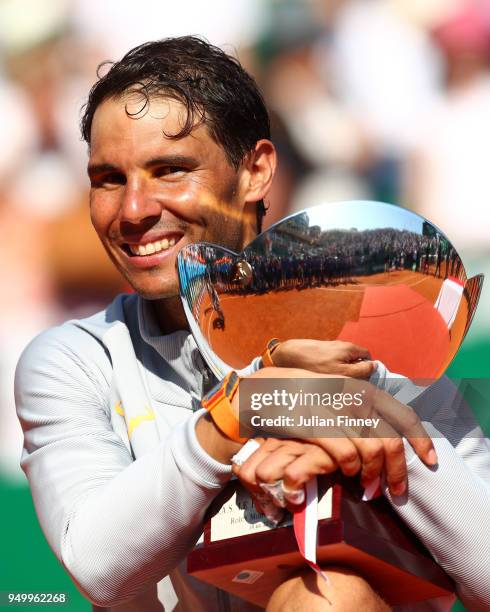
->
<box><xmin>201</xmin><ymin>371</ymin><xmax>248</xmax><ymax>443</ymax></box>
<box><xmin>261</xmin><ymin>338</ymin><xmax>281</xmax><ymax>368</ymax></box>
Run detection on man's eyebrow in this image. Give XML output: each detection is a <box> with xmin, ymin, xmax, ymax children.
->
<box><xmin>144</xmin><ymin>155</ymin><xmax>198</xmax><ymax>169</ymax></box>
<box><xmin>87</xmin><ymin>156</ymin><xmax>198</xmax><ymax>177</ymax></box>
<box><xmin>87</xmin><ymin>163</ymin><xmax>119</xmax><ymax>177</ymax></box>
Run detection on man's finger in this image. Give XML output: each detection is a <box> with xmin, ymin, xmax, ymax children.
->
<box><xmin>282</xmin><ymin>446</ymin><xmax>337</xmax><ymax>490</ymax></box>
<box><xmin>307</xmin><ymin>437</ymin><xmax>361</xmax><ymax>477</ymax></box>
<box><xmin>254</xmin><ymin>443</ymin><xmax>307</xmax><ymax>485</ymax></box>
<box><xmin>341</xmin><ymin>360</ymin><xmax>376</xmax><ymax>379</ymax></box>
<box><xmin>346</xmin><ymin>343</ymin><xmax>372</xmax><ymax>361</ymax></box>
<box><xmin>351</xmin><ymin>438</ymin><xmax>385</xmax><ymax>485</ymax></box>
<box><xmin>405</xmin><ymin>434</ymin><xmax>438</xmax><ymax>467</ymax></box>
<box><xmin>373</xmin><ymin>389</ymin><xmax>438</xmax><ymax>467</ymax></box>
<box><xmin>382</xmin><ymin>437</ymin><xmax>408</xmax><ymax>496</ymax></box>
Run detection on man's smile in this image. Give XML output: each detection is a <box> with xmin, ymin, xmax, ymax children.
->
<box><xmin>117</xmin><ymin>231</ymin><xmax>185</xmax><ymax>269</ymax></box>
<box><xmin>127</xmin><ymin>236</ymin><xmax>176</xmax><ymax>256</ymax></box>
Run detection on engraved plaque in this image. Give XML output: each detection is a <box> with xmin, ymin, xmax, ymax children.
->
<box><xmin>209</xmin><ymin>485</ymin><xmax>332</xmax><ymax>542</ymax></box>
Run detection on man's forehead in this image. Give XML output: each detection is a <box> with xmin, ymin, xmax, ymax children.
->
<box><xmin>89</xmin><ymin>95</ymin><xmax>213</xmax><ymax>160</ymax></box>
<box><xmin>93</xmin><ymin>95</ymin><xmax>183</xmax><ymax>133</ymax></box>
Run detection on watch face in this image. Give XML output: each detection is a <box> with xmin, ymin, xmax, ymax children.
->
<box><xmin>178</xmin><ymin>200</ymin><xmax>484</xmax><ymax>382</ymax></box>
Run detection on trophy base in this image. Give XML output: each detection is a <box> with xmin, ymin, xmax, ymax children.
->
<box><xmin>188</xmin><ymin>479</ymin><xmax>453</xmax><ymax>608</ymax></box>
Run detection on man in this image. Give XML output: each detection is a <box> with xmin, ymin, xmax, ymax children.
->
<box><xmin>15</xmin><ymin>37</ymin><xmax>490</xmax><ymax>612</ymax></box>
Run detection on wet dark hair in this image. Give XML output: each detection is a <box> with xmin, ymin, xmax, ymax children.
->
<box><xmin>81</xmin><ymin>36</ymin><xmax>271</xmax><ymax>230</ymax></box>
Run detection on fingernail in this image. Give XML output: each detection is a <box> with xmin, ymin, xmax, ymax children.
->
<box><xmin>391</xmin><ymin>481</ymin><xmax>406</xmax><ymax>497</ymax></box>
<box><xmin>427</xmin><ymin>450</ymin><xmax>438</xmax><ymax>466</ymax></box>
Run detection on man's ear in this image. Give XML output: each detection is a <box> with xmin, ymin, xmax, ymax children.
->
<box><xmin>241</xmin><ymin>139</ymin><xmax>277</xmax><ymax>204</ymax></box>
<box><xmin>238</xmin><ymin>139</ymin><xmax>276</xmax><ymax>245</ymax></box>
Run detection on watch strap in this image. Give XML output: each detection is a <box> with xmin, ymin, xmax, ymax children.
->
<box><xmin>201</xmin><ymin>371</ymin><xmax>247</xmax><ymax>443</ymax></box>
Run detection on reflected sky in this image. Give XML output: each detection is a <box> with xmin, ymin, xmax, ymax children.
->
<box><xmin>305</xmin><ymin>201</ymin><xmax>423</xmax><ymax>235</ymax></box>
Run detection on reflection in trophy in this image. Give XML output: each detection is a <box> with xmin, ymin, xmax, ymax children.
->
<box><xmin>230</xmin><ymin>260</ymin><xmax>253</xmax><ymax>286</ymax></box>
<box><xmin>178</xmin><ymin>200</ymin><xmax>483</xmax><ymax>380</ymax></box>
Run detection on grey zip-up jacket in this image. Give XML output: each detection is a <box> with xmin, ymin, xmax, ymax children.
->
<box><xmin>15</xmin><ymin>293</ymin><xmax>490</xmax><ymax>611</ymax></box>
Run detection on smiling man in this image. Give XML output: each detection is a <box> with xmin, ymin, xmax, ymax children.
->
<box><xmin>84</xmin><ymin>41</ymin><xmax>275</xmax><ymax>329</ymax></box>
<box><xmin>14</xmin><ymin>37</ymin><xmax>490</xmax><ymax>612</ymax></box>
<box><xmin>15</xmin><ymin>37</ymin><xmax>383</xmax><ymax>612</ymax></box>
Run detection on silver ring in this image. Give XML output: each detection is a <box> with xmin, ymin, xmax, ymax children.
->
<box><xmin>259</xmin><ymin>480</ymin><xmax>305</xmax><ymax>507</ymax></box>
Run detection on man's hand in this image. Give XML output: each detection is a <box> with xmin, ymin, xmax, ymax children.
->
<box><xmin>231</xmin><ymin>367</ymin><xmax>437</xmax><ymax>502</ymax></box>
<box><xmin>197</xmin><ymin>365</ymin><xmax>437</xmax><ymax>492</ymax></box>
<box><xmin>271</xmin><ymin>339</ymin><xmax>376</xmax><ymax>379</ymax></box>
<box><xmin>233</xmin><ymin>432</ymin><xmax>433</xmax><ymax>503</ymax></box>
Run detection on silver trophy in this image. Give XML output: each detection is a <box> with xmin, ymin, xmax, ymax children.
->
<box><xmin>179</xmin><ymin>201</ymin><xmax>484</xmax><ymax>608</ymax></box>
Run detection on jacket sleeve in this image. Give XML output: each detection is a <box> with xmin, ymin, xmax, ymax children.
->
<box><xmin>384</xmin><ymin>376</ymin><xmax>490</xmax><ymax>611</ymax></box>
<box><xmin>15</xmin><ymin>324</ymin><xmax>231</xmax><ymax>607</ymax></box>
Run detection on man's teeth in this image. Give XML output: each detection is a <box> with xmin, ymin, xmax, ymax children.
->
<box><xmin>129</xmin><ymin>237</ymin><xmax>176</xmax><ymax>256</ymax></box>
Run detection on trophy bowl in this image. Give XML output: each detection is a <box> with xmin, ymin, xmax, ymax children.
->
<box><xmin>178</xmin><ymin>200</ymin><xmax>482</xmax><ymax>381</ymax></box>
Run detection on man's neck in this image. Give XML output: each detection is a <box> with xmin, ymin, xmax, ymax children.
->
<box><xmin>152</xmin><ymin>296</ymin><xmax>190</xmax><ymax>335</ymax></box>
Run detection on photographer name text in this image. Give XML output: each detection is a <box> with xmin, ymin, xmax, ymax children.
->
<box><xmin>249</xmin><ymin>414</ymin><xmax>380</xmax><ymax>428</ymax></box>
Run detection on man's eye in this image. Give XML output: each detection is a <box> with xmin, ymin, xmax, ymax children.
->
<box><xmin>91</xmin><ymin>173</ymin><xmax>126</xmax><ymax>187</ymax></box>
<box><xmin>154</xmin><ymin>166</ymin><xmax>187</xmax><ymax>178</ymax></box>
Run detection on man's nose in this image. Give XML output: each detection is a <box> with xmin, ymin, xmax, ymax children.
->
<box><xmin>119</xmin><ymin>178</ymin><xmax>161</xmax><ymax>226</ymax></box>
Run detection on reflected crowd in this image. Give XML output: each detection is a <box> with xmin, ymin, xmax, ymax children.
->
<box><xmin>197</xmin><ymin>227</ymin><xmax>466</xmax><ymax>297</ymax></box>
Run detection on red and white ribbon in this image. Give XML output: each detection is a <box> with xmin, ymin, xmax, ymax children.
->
<box><xmin>293</xmin><ymin>478</ymin><xmax>329</xmax><ymax>584</ymax></box>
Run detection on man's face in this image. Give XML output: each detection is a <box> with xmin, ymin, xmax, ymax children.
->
<box><xmin>88</xmin><ymin>96</ymin><xmax>252</xmax><ymax>299</ymax></box>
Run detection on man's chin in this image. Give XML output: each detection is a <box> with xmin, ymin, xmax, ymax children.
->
<box><xmin>143</xmin><ymin>291</ymin><xmax>180</xmax><ymax>301</ymax></box>
<box><xmin>125</xmin><ymin>279</ymin><xmax>180</xmax><ymax>301</ymax></box>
